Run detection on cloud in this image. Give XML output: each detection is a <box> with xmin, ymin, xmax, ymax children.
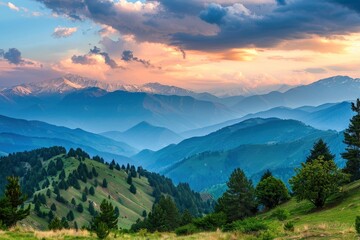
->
<box><xmin>267</xmin><ymin>55</ymin><xmax>310</xmax><ymax>62</ymax></box>
<box><xmin>121</xmin><ymin>50</ymin><xmax>153</xmax><ymax>68</ymax></box>
<box><xmin>330</xmin><ymin>0</ymin><xmax>360</xmax><ymax>13</ymax></box>
<box><xmin>34</xmin><ymin>0</ymin><xmax>360</xmax><ymax>52</ymax></box>
<box><xmin>276</xmin><ymin>0</ymin><xmax>286</xmax><ymax>6</ymax></box>
<box><xmin>7</xmin><ymin>2</ymin><xmax>19</xmax><ymax>11</ymax></box>
<box><xmin>173</xmin><ymin>1</ymin><xmax>360</xmax><ymax>51</ymax></box>
<box><xmin>303</xmin><ymin>68</ymin><xmax>327</xmax><ymax>74</ymax></box>
<box><xmin>7</xmin><ymin>2</ymin><xmax>20</xmax><ymax>12</ymax></box>
<box><xmin>72</xmin><ymin>46</ymin><xmax>121</xmax><ymax>69</ymax></box>
<box><xmin>199</xmin><ymin>3</ymin><xmax>227</xmax><ymax>24</ymax></box>
<box><xmin>52</xmin><ymin>27</ymin><xmax>78</xmax><ymax>38</ymax></box>
<box><xmin>71</xmin><ymin>55</ymin><xmax>97</xmax><ymax>65</ymax></box>
<box><xmin>0</xmin><ymin>48</ymin><xmax>33</xmax><ymax>65</ymax></box>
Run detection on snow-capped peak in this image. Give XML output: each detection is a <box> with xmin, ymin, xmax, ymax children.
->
<box><xmin>1</xmin><ymin>74</ymin><xmax>197</xmax><ymax>97</ymax></box>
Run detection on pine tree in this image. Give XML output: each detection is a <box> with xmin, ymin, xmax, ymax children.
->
<box><xmin>51</xmin><ymin>203</ymin><xmax>57</xmax><ymax>211</ymax></box>
<box><xmin>48</xmin><ymin>217</ymin><xmax>62</xmax><ymax>230</ymax></box>
<box><xmin>48</xmin><ymin>210</ymin><xmax>54</xmax><ymax>222</ymax></box>
<box><xmin>61</xmin><ymin>217</ymin><xmax>70</xmax><ymax>229</ymax></box>
<box><xmin>180</xmin><ymin>209</ymin><xmax>193</xmax><ymax>226</ymax></box>
<box><xmin>146</xmin><ymin>196</ymin><xmax>180</xmax><ymax>232</ymax></box>
<box><xmin>67</xmin><ymin>210</ymin><xmax>75</xmax><ymax>221</ymax></box>
<box><xmin>215</xmin><ymin>168</ymin><xmax>257</xmax><ymax>222</ymax></box>
<box><xmin>127</xmin><ymin>175</ymin><xmax>132</xmax><ymax>185</ymax></box>
<box><xmin>89</xmin><ymin>186</ymin><xmax>95</xmax><ymax>196</ymax></box>
<box><xmin>130</xmin><ymin>184</ymin><xmax>137</xmax><ymax>194</ymax></box>
<box><xmin>114</xmin><ymin>206</ymin><xmax>120</xmax><ymax>218</ymax></box>
<box><xmin>89</xmin><ymin>201</ymin><xmax>96</xmax><ymax>216</ymax></box>
<box><xmin>260</xmin><ymin>169</ymin><xmax>273</xmax><ymax>181</ymax></box>
<box><xmin>0</xmin><ymin>176</ymin><xmax>31</xmax><ymax>228</ymax></box>
<box><xmin>59</xmin><ymin>169</ymin><xmax>66</xmax><ymax>180</ymax></box>
<box><xmin>77</xmin><ymin>203</ymin><xmax>84</xmax><ymax>213</ymax></box>
<box><xmin>46</xmin><ymin>189</ymin><xmax>51</xmax><ymax>198</ymax></box>
<box><xmin>306</xmin><ymin>139</ymin><xmax>335</xmax><ymax>163</ymax></box>
<box><xmin>74</xmin><ymin>221</ymin><xmax>79</xmax><ymax>231</ymax></box>
<box><xmin>343</xmin><ymin>99</ymin><xmax>360</xmax><ymax>181</ymax></box>
<box><xmin>91</xmin><ymin>200</ymin><xmax>118</xmax><ymax>238</ymax></box>
<box><xmin>82</xmin><ymin>192</ymin><xmax>87</xmax><ymax>202</ymax></box>
<box><xmin>102</xmin><ymin>178</ymin><xmax>108</xmax><ymax>188</ymax></box>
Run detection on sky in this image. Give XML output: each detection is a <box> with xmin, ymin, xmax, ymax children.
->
<box><xmin>1</xmin><ymin>0</ymin><xmax>360</xmax><ymax>92</ymax></box>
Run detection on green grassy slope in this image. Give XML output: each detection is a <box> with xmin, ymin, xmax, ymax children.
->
<box><xmin>3</xmin><ymin>180</ymin><xmax>360</xmax><ymax>239</ymax></box>
<box><xmin>21</xmin><ymin>155</ymin><xmax>154</xmax><ymax>230</ymax></box>
<box><xmin>257</xmin><ymin>180</ymin><xmax>360</xmax><ymax>239</ymax></box>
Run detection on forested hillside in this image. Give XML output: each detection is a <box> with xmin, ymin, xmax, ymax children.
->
<box><xmin>0</xmin><ymin>147</ymin><xmax>212</xmax><ymax>230</ymax></box>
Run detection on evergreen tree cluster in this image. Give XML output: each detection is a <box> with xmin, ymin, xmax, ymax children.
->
<box><xmin>144</xmin><ymin>171</ymin><xmax>213</xmax><ymax>217</ymax></box>
<box><xmin>0</xmin><ymin>146</ymin><xmax>66</xmax><ymax>197</ymax></box>
<box><xmin>67</xmin><ymin>148</ymin><xmax>90</xmax><ymax>160</ymax></box>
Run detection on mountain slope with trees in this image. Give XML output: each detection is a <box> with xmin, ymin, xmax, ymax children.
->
<box><xmin>0</xmin><ymin>147</ymin><xmax>212</xmax><ymax>230</ymax></box>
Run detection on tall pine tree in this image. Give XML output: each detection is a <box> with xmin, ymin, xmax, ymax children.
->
<box><xmin>306</xmin><ymin>139</ymin><xmax>335</xmax><ymax>163</ymax></box>
<box><xmin>215</xmin><ymin>168</ymin><xmax>257</xmax><ymax>222</ymax></box>
<box><xmin>0</xmin><ymin>176</ymin><xmax>31</xmax><ymax>228</ymax></box>
<box><xmin>342</xmin><ymin>99</ymin><xmax>360</xmax><ymax>181</ymax></box>
<box><xmin>91</xmin><ymin>200</ymin><xmax>118</xmax><ymax>238</ymax></box>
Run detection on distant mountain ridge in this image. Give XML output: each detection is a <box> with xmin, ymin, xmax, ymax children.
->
<box><xmin>102</xmin><ymin>121</ymin><xmax>183</xmax><ymax>151</ymax></box>
<box><xmin>133</xmin><ymin>117</ymin><xmax>345</xmax><ymax>192</ymax></box>
<box><xmin>0</xmin><ymin>114</ymin><xmax>137</xmax><ymax>162</ymax></box>
<box><xmin>233</xmin><ymin>76</ymin><xmax>360</xmax><ymax>114</ymax></box>
<box><xmin>134</xmin><ymin>118</ymin><xmax>342</xmax><ymax>171</ymax></box>
<box><xmin>1</xmin><ymin>74</ymin><xmax>219</xmax><ymax>101</ymax></box>
<box><xmin>182</xmin><ymin>101</ymin><xmax>354</xmax><ymax>137</ymax></box>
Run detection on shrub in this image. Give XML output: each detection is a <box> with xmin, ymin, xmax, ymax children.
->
<box><xmin>272</xmin><ymin>209</ymin><xmax>290</xmax><ymax>221</ymax></box>
<box><xmin>356</xmin><ymin>216</ymin><xmax>360</xmax><ymax>234</ymax></box>
<box><xmin>175</xmin><ymin>224</ymin><xmax>198</xmax><ymax>236</ymax></box>
<box><xmin>193</xmin><ymin>212</ymin><xmax>227</xmax><ymax>231</ymax></box>
<box><xmin>259</xmin><ymin>230</ymin><xmax>275</xmax><ymax>240</ymax></box>
<box><xmin>284</xmin><ymin>221</ymin><xmax>295</xmax><ymax>232</ymax></box>
<box><xmin>224</xmin><ymin>218</ymin><xmax>268</xmax><ymax>233</ymax></box>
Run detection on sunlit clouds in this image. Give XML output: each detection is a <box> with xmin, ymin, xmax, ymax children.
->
<box><xmin>2</xmin><ymin>0</ymin><xmax>360</xmax><ymax>92</ymax></box>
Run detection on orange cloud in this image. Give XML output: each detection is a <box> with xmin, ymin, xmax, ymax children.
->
<box><xmin>278</xmin><ymin>36</ymin><xmax>348</xmax><ymax>53</ymax></box>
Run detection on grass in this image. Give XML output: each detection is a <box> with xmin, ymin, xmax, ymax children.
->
<box><xmin>0</xmin><ymin>229</ymin><xmax>261</xmax><ymax>240</ymax></box>
<box><xmin>257</xmin><ymin>179</ymin><xmax>360</xmax><ymax>239</ymax></box>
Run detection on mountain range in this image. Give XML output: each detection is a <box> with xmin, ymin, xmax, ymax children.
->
<box><xmin>1</xmin><ymin>74</ymin><xmax>219</xmax><ymax>102</ymax></box>
<box><xmin>101</xmin><ymin>121</ymin><xmax>183</xmax><ymax>151</ymax></box>
<box><xmin>134</xmin><ymin>118</ymin><xmax>345</xmax><ymax>191</ymax></box>
<box><xmin>0</xmin><ymin>114</ymin><xmax>136</xmax><ymax>162</ymax></box>
<box><xmin>182</xmin><ymin>101</ymin><xmax>354</xmax><ymax>138</ymax></box>
<box><xmin>232</xmin><ymin>75</ymin><xmax>360</xmax><ymax>114</ymax></box>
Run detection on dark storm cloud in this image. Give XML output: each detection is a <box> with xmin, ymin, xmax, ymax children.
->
<box><xmin>156</xmin><ymin>0</ymin><xmax>204</xmax><ymax>16</ymax></box>
<box><xmin>172</xmin><ymin>1</ymin><xmax>360</xmax><ymax>51</ymax></box>
<box><xmin>0</xmin><ymin>48</ymin><xmax>33</xmax><ymax>65</ymax></box>
<box><xmin>121</xmin><ymin>50</ymin><xmax>153</xmax><ymax>68</ymax></box>
<box><xmin>330</xmin><ymin>0</ymin><xmax>360</xmax><ymax>13</ymax></box>
<box><xmin>276</xmin><ymin>0</ymin><xmax>286</xmax><ymax>6</ymax></box>
<box><xmin>34</xmin><ymin>0</ymin><xmax>360</xmax><ymax>51</ymax></box>
<box><xmin>71</xmin><ymin>46</ymin><xmax>120</xmax><ymax>69</ymax></box>
<box><xmin>199</xmin><ymin>3</ymin><xmax>227</xmax><ymax>24</ymax></box>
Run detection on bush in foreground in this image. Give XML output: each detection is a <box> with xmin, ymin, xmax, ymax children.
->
<box><xmin>271</xmin><ymin>209</ymin><xmax>290</xmax><ymax>221</ymax></box>
<box><xmin>175</xmin><ymin>223</ymin><xmax>198</xmax><ymax>236</ymax></box>
<box><xmin>223</xmin><ymin>217</ymin><xmax>268</xmax><ymax>233</ymax></box>
<box><xmin>356</xmin><ymin>216</ymin><xmax>360</xmax><ymax>234</ymax></box>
